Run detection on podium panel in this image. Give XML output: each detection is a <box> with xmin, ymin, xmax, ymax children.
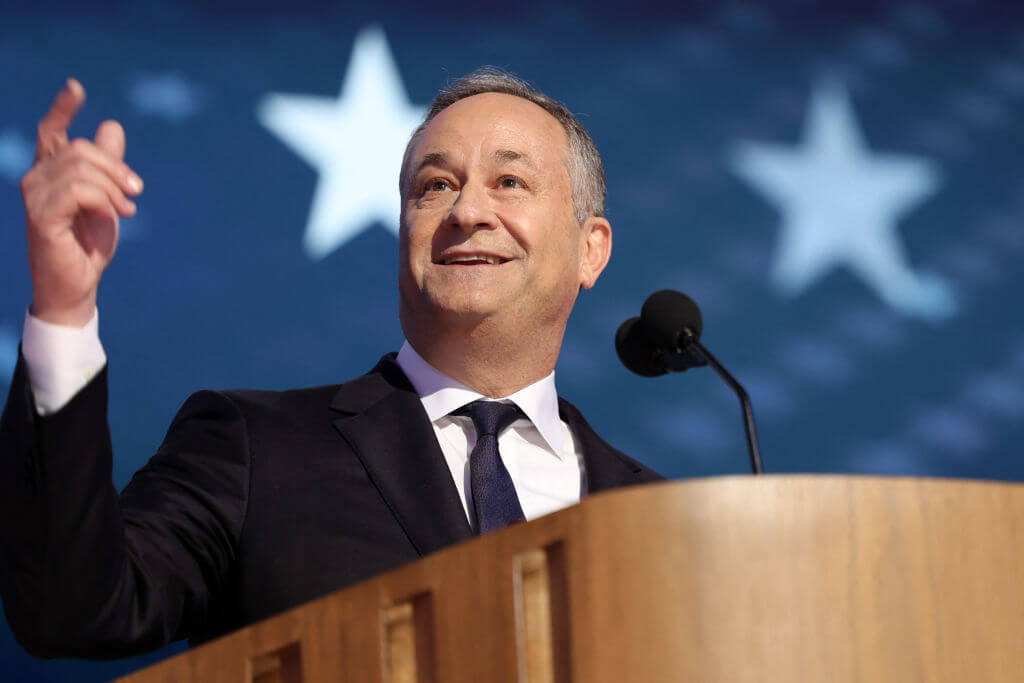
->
<box><xmin>118</xmin><ymin>476</ymin><xmax>1024</xmax><ymax>682</ymax></box>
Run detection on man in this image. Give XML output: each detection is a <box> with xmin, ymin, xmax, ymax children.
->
<box><xmin>0</xmin><ymin>69</ymin><xmax>661</xmax><ymax>659</ymax></box>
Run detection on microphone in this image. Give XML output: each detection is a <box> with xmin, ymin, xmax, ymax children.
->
<box><xmin>616</xmin><ymin>290</ymin><xmax>764</xmax><ymax>474</ymax></box>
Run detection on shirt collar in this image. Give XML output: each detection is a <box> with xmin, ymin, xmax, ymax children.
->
<box><xmin>396</xmin><ymin>341</ymin><xmax>566</xmax><ymax>460</ymax></box>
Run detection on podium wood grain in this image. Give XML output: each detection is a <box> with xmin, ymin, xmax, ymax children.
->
<box><xmin>117</xmin><ymin>476</ymin><xmax>1024</xmax><ymax>682</ymax></box>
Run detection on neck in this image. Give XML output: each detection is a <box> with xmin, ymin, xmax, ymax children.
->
<box><xmin>405</xmin><ymin>318</ymin><xmax>564</xmax><ymax>398</ymax></box>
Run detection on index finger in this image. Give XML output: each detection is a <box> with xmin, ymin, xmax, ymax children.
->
<box><xmin>36</xmin><ymin>78</ymin><xmax>86</xmax><ymax>162</ymax></box>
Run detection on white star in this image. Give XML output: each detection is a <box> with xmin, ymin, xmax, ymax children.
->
<box><xmin>729</xmin><ymin>80</ymin><xmax>955</xmax><ymax>320</ymax></box>
<box><xmin>128</xmin><ymin>73</ymin><xmax>204</xmax><ymax>122</ymax></box>
<box><xmin>0</xmin><ymin>128</ymin><xmax>33</xmax><ymax>183</ymax></box>
<box><xmin>257</xmin><ymin>25</ymin><xmax>425</xmax><ymax>260</ymax></box>
<box><xmin>0</xmin><ymin>323</ymin><xmax>18</xmax><ymax>383</ymax></box>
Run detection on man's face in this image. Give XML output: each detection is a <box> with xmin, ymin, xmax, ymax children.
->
<box><xmin>399</xmin><ymin>92</ymin><xmax>602</xmax><ymax>340</ymax></box>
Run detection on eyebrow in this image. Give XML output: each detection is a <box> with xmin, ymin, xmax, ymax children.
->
<box><xmin>410</xmin><ymin>149</ymin><xmax>538</xmax><ymax>179</ymax></box>
<box><xmin>411</xmin><ymin>152</ymin><xmax>448</xmax><ymax>179</ymax></box>
<box><xmin>493</xmin><ymin>149</ymin><xmax>537</xmax><ymax>169</ymax></box>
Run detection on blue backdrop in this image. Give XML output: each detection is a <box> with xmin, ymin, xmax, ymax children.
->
<box><xmin>3</xmin><ymin>1</ymin><xmax>1024</xmax><ymax>679</ymax></box>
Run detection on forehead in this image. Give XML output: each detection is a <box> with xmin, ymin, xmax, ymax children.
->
<box><xmin>412</xmin><ymin>92</ymin><xmax>569</xmax><ymax>167</ymax></box>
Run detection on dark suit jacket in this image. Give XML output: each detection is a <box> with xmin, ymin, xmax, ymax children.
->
<box><xmin>0</xmin><ymin>352</ymin><xmax>662</xmax><ymax>660</ymax></box>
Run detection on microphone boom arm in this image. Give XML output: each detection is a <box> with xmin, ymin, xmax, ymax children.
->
<box><xmin>656</xmin><ymin>333</ymin><xmax>764</xmax><ymax>475</ymax></box>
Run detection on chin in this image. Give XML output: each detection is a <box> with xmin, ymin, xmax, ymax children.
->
<box><xmin>428</xmin><ymin>297</ymin><xmax>518</xmax><ymax>334</ymax></box>
<box><xmin>433</xmin><ymin>301</ymin><xmax>499</xmax><ymax>323</ymax></box>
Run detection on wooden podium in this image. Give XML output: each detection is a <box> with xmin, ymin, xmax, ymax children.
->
<box><xmin>118</xmin><ymin>476</ymin><xmax>1024</xmax><ymax>682</ymax></box>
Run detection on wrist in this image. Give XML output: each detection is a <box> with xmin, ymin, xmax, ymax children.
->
<box><xmin>29</xmin><ymin>295</ymin><xmax>98</xmax><ymax>328</ymax></box>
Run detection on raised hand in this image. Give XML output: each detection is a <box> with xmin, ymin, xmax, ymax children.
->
<box><xmin>21</xmin><ymin>78</ymin><xmax>144</xmax><ymax>327</ymax></box>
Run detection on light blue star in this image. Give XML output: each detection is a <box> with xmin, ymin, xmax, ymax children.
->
<box><xmin>0</xmin><ymin>324</ymin><xmax>18</xmax><ymax>384</ymax></box>
<box><xmin>0</xmin><ymin>128</ymin><xmax>33</xmax><ymax>183</ymax></box>
<box><xmin>257</xmin><ymin>25</ymin><xmax>425</xmax><ymax>260</ymax></box>
<box><xmin>128</xmin><ymin>73</ymin><xmax>204</xmax><ymax>122</ymax></box>
<box><xmin>729</xmin><ymin>80</ymin><xmax>955</xmax><ymax>320</ymax></box>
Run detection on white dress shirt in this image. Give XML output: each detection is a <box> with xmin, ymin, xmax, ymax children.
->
<box><xmin>19</xmin><ymin>312</ymin><xmax>586</xmax><ymax>527</ymax></box>
<box><xmin>22</xmin><ymin>309</ymin><xmax>107</xmax><ymax>416</ymax></box>
<box><xmin>395</xmin><ymin>342</ymin><xmax>585</xmax><ymax>527</ymax></box>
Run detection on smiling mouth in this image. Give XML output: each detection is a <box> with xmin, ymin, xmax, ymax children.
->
<box><xmin>438</xmin><ymin>255</ymin><xmax>510</xmax><ymax>265</ymax></box>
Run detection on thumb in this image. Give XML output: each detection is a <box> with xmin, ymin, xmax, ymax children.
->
<box><xmin>93</xmin><ymin>119</ymin><xmax>126</xmax><ymax>160</ymax></box>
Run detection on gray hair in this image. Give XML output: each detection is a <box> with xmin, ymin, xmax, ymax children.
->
<box><xmin>399</xmin><ymin>67</ymin><xmax>606</xmax><ymax>224</ymax></box>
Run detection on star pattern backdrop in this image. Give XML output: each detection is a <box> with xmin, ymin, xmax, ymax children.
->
<box><xmin>2</xmin><ymin>1</ymin><xmax>1024</xmax><ymax>679</ymax></box>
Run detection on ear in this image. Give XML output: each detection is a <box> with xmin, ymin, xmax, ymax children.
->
<box><xmin>578</xmin><ymin>216</ymin><xmax>612</xmax><ymax>290</ymax></box>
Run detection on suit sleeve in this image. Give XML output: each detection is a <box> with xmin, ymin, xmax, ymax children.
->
<box><xmin>0</xmin><ymin>352</ymin><xmax>251</xmax><ymax>659</ymax></box>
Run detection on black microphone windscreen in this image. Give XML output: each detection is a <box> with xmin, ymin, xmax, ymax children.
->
<box><xmin>615</xmin><ymin>316</ymin><xmax>667</xmax><ymax>377</ymax></box>
<box><xmin>640</xmin><ymin>290</ymin><xmax>703</xmax><ymax>349</ymax></box>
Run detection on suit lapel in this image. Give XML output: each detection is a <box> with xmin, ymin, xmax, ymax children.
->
<box><xmin>330</xmin><ymin>355</ymin><xmax>472</xmax><ymax>556</ymax></box>
<box><xmin>558</xmin><ymin>397</ymin><xmax>651</xmax><ymax>493</ymax></box>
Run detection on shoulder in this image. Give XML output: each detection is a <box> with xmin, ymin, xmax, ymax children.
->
<box><xmin>169</xmin><ymin>352</ymin><xmax>410</xmax><ymax>432</ymax></box>
<box><xmin>219</xmin><ymin>383</ymin><xmax>342</xmax><ymax>417</ymax></box>
<box><xmin>557</xmin><ymin>395</ymin><xmax>664</xmax><ymax>483</ymax></box>
<box><xmin>166</xmin><ymin>383</ymin><xmax>340</xmax><ymax>431</ymax></box>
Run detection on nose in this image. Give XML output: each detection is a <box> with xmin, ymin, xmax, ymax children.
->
<box><xmin>445</xmin><ymin>182</ymin><xmax>497</xmax><ymax>232</ymax></box>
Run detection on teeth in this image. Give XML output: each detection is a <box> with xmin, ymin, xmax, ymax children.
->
<box><xmin>444</xmin><ymin>255</ymin><xmax>501</xmax><ymax>265</ymax></box>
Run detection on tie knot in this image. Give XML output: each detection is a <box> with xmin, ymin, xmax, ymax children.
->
<box><xmin>453</xmin><ymin>400</ymin><xmax>524</xmax><ymax>437</ymax></box>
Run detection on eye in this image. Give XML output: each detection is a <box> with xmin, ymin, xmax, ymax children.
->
<box><xmin>423</xmin><ymin>178</ymin><xmax>452</xmax><ymax>193</ymax></box>
<box><xmin>498</xmin><ymin>175</ymin><xmax>526</xmax><ymax>189</ymax></box>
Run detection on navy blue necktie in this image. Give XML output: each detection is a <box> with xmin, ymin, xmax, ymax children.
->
<box><xmin>453</xmin><ymin>400</ymin><xmax>526</xmax><ymax>534</ymax></box>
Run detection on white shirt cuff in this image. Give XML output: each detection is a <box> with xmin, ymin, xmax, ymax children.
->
<box><xmin>22</xmin><ymin>308</ymin><xmax>107</xmax><ymax>416</ymax></box>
